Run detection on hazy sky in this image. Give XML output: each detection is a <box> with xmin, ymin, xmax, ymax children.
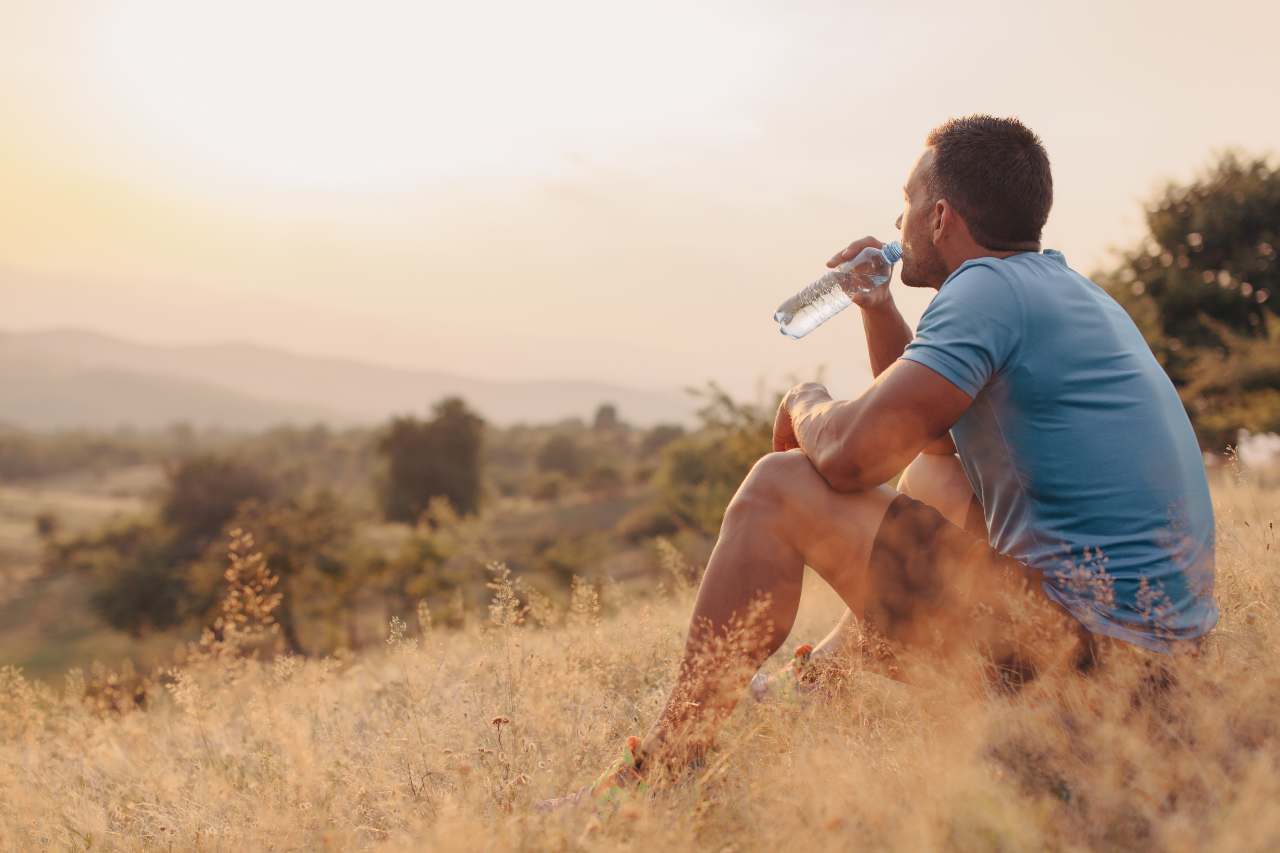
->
<box><xmin>4</xmin><ymin>0</ymin><xmax>1279</xmax><ymax>404</ymax></box>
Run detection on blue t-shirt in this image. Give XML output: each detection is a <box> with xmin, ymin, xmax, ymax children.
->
<box><xmin>900</xmin><ymin>249</ymin><xmax>1217</xmax><ymax>652</ymax></box>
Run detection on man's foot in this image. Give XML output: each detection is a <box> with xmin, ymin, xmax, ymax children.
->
<box><xmin>749</xmin><ymin>643</ymin><xmax>816</xmax><ymax>703</ymax></box>
<box><xmin>536</xmin><ymin>735</ymin><xmax>647</xmax><ymax>812</ymax></box>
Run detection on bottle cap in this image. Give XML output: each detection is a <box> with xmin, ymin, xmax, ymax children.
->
<box><xmin>882</xmin><ymin>241</ymin><xmax>903</xmax><ymax>264</ymax></box>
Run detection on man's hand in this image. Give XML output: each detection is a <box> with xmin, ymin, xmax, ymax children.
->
<box><xmin>827</xmin><ymin>236</ymin><xmax>894</xmax><ymax>312</ymax></box>
<box><xmin>772</xmin><ymin>382</ymin><xmax>828</xmax><ymax>453</ymax></box>
<box><xmin>772</xmin><ymin>392</ymin><xmax>799</xmax><ymax>452</ymax></box>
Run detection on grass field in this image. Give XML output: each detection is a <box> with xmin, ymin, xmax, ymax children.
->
<box><xmin>1</xmin><ymin>470</ymin><xmax>1277</xmax><ymax>851</ymax></box>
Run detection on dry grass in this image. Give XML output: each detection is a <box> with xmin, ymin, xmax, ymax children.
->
<box><xmin>1</xmin><ymin>472</ymin><xmax>1277</xmax><ymax>852</ymax></box>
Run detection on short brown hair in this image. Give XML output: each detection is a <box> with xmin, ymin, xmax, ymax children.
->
<box><xmin>925</xmin><ymin>115</ymin><xmax>1053</xmax><ymax>249</ymax></box>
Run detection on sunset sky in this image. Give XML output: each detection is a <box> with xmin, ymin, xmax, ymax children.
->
<box><xmin>4</xmin><ymin>0</ymin><xmax>1279</xmax><ymax>404</ymax></box>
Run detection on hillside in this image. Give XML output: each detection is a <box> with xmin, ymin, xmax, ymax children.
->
<box><xmin>1</xmin><ymin>473</ymin><xmax>1277</xmax><ymax>850</ymax></box>
<box><xmin>0</xmin><ymin>361</ymin><xmax>340</xmax><ymax>431</ymax></box>
<box><xmin>0</xmin><ymin>328</ymin><xmax>699</xmax><ymax>429</ymax></box>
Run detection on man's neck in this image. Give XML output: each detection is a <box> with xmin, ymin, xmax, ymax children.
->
<box><xmin>941</xmin><ymin>242</ymin><xmax>1041</xmax><ymax>279</ymax></box>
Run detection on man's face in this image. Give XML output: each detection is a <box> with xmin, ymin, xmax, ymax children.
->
<box><xmin>895</xmin><ymin>149</ymin><xmax>950</xmax><ymax>288</ymax></box>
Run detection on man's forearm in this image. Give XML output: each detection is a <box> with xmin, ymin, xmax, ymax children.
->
<box><xmin>787</xmin><ymin>384</ymin><xmax>860</xmax><ymax>485</ymax></box>
<box><xmin>860</xmin><ymin>302</ymin><xmax>914</xmax><ymax>378</ymax></box>
<box><xmin>786</xmin><ymin>383</ymin><xmax>891</xmax><ymax>492</ymax></box>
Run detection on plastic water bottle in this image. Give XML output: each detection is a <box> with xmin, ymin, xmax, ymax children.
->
<box><xmin>774</xmin><ymin>241</ymin><xmax>903</xmax><ymax>339</ymax></box>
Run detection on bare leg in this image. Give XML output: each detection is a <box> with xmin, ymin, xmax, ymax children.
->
<box><xmin>639</xmin><ymin>449</ymin><xmax>896</xmax><ymax>768</ymax></box>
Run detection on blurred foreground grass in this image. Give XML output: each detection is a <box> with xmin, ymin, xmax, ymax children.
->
<box><xmin>0</xmin><ymin>472</ymin><xmax>1277</xmax><ymax>851</ymax></box>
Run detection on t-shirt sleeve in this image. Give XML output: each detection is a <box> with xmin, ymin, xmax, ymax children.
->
<box><xmin>900</xmin><ymin>262</ymin><xmax>1022</xmax><ymax>398</ymax></box>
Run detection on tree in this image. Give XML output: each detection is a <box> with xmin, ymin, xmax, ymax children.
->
<box><xmin>1100</xmin><ymin>150</ymin><xmax>1279</xmax><ymax>449</ymax></box>
<box><xmin>51</xmin><ymin>521</ymin><xmax>191</xmax><ymax>636</ymax></box>
<box><xmin>47</xmin><ymin>456</ymin><xmax>272</xmax><ymax>637</ymax></box>
<box><xmin>592</xmin><ymin>402</ymin><xmax>620</xmax><ymax>431</ymax></box>
<box><xmin>161</xmin><ymin>455</ymin><xmax>274</xmax><ymax>555</ymax></box>
<box><xmin>1177</xmin><ymin>316</ymin><xmax>1280</xmax><ymax>449</ymax></box>
<box><xmin>536</xmin><ymin>433</ymin><xmax>584</xmax><ymax>479</ymax></box>
<box><xmin>640</xmin><ymin>423</ymin><xmax>686</xmax><ymax>456</ymax></box>
<box><xmin>378</xmin><ymin>397</ymin><xmax>485</xmax><ymax>524</ymax></box>
<box><xmin>584</xmin><ymin>463</ymin><xmax>624</xmax><ymax>496</ymax></box>
<box><xmin>654</xmin><ymin>382</ymin><xmax>773</xmax><ymax>536</ymax></box>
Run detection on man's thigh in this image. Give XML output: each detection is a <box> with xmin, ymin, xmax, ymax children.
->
<box><xmin>862</xmin><ymin>493</ymin><xmax>1087</xmax><ymax>684</ymax></box>
<box><xmin>748</xmin><ymin>449</ymin><xmax>899</xmax><ymax>611</ymax></box>
<box><xmin>898</xmin><ymin>452</ymin><xmax>983</xmax><ymax>534</ymax></box>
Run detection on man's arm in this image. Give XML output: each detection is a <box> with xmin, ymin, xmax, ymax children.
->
<box><xmin>828</xmin><ymin>236</ymin><xmax>914</xmax><ymax>377</ymax></box>
<box><xmin>828</xmin><ymin>237</ymin><xmax>956</xmax><ymax>454</ymax></box>
<box><xmin>860</xmin><ymin>299</ymin><xmax>958</xmax><ymax>455</ymax></box>
<box><xmin>858</xmin><ymin>301</ymin><xmax>915</xmax><ymax>378</ymax></box>
<box><xmin>784</xmin><ymin>360</ymin><xmax>972</xmax><ymax>493</ymax></box>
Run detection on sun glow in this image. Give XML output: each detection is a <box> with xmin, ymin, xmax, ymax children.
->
<box><xmin>94</xmin><ymin>1</ymin><xmax>768</xmax><ymax>191</ymax></box>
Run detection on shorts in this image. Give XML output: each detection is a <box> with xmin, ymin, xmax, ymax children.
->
<box><xmin>866</xmin><ymin>493</ymin><xmax>1043</xmax><ymax>624</ymax></box>
<box><xmin>863</xmin><ymin>493</ymin><xmax>1093</xmax><ymax>681</ymax></box>
<box><xmin>865</xmin><ymin>494</ymin><xmax>1202</xmax><ymax>682</ymax></box>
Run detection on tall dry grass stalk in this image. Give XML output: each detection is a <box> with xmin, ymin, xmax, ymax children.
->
<box><xmin>0</xmin><ymin>475</ymin><xmax>1277</xmax><ymax>850</ymax></box>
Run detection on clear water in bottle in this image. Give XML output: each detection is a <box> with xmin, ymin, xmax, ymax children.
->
<box><xmin>774</xmin><ymin>241</ymin><xmax>903</xmax><ymax>339</ymax></box>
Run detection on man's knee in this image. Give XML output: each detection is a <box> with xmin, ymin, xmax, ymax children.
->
<box><xmin>897</xmin><ymin>453</ymin><xmax>974</xmax><ymax>528</ymax></box>
<box><xmin>733</xmin><ymin>449</ymin><xmax>817</xmax><ymax>510</ymax></box>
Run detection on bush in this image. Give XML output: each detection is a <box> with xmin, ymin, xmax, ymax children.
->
<box><xmin>640</xmin><ymin>423</ymin><xmax>686</xmax><ymax>456</ymax></box>
<box><xmin>52</xmin><ymin>521</ymin><xmax>192</xmax><ymax>636</ymax></box>
<box><xmin>584</xmin><ymin>463</ymin><xmax>624</xmax><ymax>496</ymax></box>
<box><xmin>654</xmin><ymin>382</ymin><xmax>773</xmax><ymax>536</ymax></box>
<box><xmin>33</xmin><ymin>511</ymin><xmax>59</xmax><ymax>541</ymax></box>
<box><xmin>530</xmin><ymin>473</ymin><xmax>565</xmax><ymax>502</ymax></box>
<box><xmin>536</xmin><ymin>434</ymin><xmax>584</xmax><ymax>479</ymax></box>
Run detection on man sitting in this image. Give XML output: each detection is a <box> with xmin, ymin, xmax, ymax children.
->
<box><xmin>549</xmin><ymin>114</ymin><xmax>1217</xmax><ymax>807</ymax></box>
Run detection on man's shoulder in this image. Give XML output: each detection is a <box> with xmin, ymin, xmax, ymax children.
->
<box><xmin>937</xmin><ymin>254</ymin><xmax>1054</xmax><ymax>302</ymax></box>
<box><xmin>930</xmin><ymin>258</ymin><xmax>1025</xmax><ymax>319</ymax></box>
<box><xmin>941</xmin><ymin>256</ymin><xmax>1013</xmax><ymax>288</ymax></box>
<box><xmin>941</xmin><ymin>250</ymin><xmax>1097</xmax><ymax>311</ymax></box>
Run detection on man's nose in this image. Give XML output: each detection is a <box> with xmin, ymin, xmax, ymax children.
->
<box><xmin>895</xmin><ymin>213</ymin><xmax>903</xmax><ymax>230</ymax></box>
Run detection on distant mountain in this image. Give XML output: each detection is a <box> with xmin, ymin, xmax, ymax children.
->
<box><xmin>0</xmin><ymin>328</ymin><xmax>698</xmax><ymax>430</ymax></box>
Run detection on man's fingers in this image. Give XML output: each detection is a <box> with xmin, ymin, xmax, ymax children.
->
<box><xmin>826</xmin><ymin>236</ymin><xmax>882</xmax><ymax>268</ymax></box>
<box><xmin>826</xmin><ymin>247</ymin><xmax>854</xmax><ymax>267</ymax></box>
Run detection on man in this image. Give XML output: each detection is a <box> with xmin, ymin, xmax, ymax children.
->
<box><xmin>550</xmin><ymin>114</ymin><xmax>1217</xmax><ymax>806</ymax></box>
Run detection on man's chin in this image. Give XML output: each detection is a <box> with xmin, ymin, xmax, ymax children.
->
<box><xmin>900</xmin><ymin>259</ymin><xmax>948</xmax><ymax>289</ymax></box>
<box><xmin>899</xmin><ymin>268</ymin><xmax>937</xmax><ymax>289</ymax></box>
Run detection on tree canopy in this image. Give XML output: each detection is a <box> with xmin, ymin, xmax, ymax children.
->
<box><xmin>377</xmin><ymin>396</ymin><xmax>486</xmax><ymax>523</ymax></box>
<box><xmin>1100</xmin><ymin>150</ymin><xmax>1279</xmax><ymax>450</ymax></box>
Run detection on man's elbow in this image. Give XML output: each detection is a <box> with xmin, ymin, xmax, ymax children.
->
<box><xmin>814</xmin><ymin>435</ymin><xmax>905</xmax><ymax>493</ymax></box>
<box><xmin>814</xmin><ymin>448</ymin><xmax>877</xmax><ymax>494</ymax></box>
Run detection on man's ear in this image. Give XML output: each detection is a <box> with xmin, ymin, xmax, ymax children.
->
<box><xmin>934</xmin><ymin>199</ymin><xmax>973</xmax><ymax>247</ymax></box>
<box><xmin>931</xmin><ymin>198</ymin><xmax>949</xmax><ymax>243</ymax></box>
